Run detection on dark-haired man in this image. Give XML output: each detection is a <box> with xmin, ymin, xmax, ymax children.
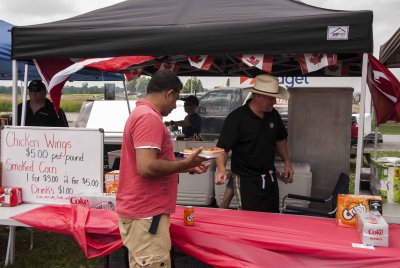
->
<box><xmin>17</xmin><ymin>80</ymin><xmax>68</xmax><ymax>127</ymax></box>
<box><xmin>167</xmin><ymin>95</ymin><xmax>202</xmax><ymax>138</ymax></box>
<box><xmin>116</xmin><ymin>70</ymin><xmax>208</xmax><ymax>267</ymax></box>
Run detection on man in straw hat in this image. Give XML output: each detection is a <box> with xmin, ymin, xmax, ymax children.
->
<box><xmin>215</xmin><ymin>74</ymin><xmax>294</xmax><ymax>213</ymax></box>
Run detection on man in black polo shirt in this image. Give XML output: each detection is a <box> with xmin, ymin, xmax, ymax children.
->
<box><xmin>17</xmin><ymin>80</ymin><xmax>69</xmax><ymax>127</ymax></box>
<box><xmin>215</xmin><ymin>75</ymin><xmax>294</xmax><ymax>213</ymax></box>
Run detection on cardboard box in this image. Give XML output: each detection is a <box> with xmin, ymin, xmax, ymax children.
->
<box><xmin>70</xmin><ymin>193</ymin><xmax>116</xmax><ymax>210</ymax></box>
<box><xmin>104</xmin><ymin>170</ymin><xmax>120</xmax><ymax>182</ymax></box>
<box><xmin>336</xmin><ymin>194</ymin><xmax>382</xmax><ymax>227</ymax></box>
<box><xmin>105</xmin><ymin>181</ymin><xmax>118</xmax><ymax>194</ymax></box>
<box><xmin>356</xmin><ymin>211</ymin><xmax>389</xmax><ymax>247</ymax></box>
<box><xmin>0</xmin><ymin>187</ymin><xmax>23</xmax><ymax>207</ymax></box>
<box><xmin>370</xmin><ymin>158</ymin><xmax>400</xmax><ymax>204</ymax></box>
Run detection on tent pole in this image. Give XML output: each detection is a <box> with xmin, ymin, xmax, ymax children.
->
<box><xmin>123</xmin><ymin>80</ymin><xmax>131</xmax><ymax>114</ymax></box>
<box><xmin>11</xmin><ymin>60</ymin><xmax>18</xmax><ymax>126</ymax></box>
<box><xmin>354</xmin><ymin>53</ymin><xmax>368</xmax><ymax>195</ymax></box>
<box><xmin>21</xmin><ymin>64</ymin><xmax>29</xmax><ymax>126</ymax></box>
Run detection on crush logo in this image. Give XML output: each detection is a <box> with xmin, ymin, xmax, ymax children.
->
<box><xmin>342</xmin><ymin>202</ymin><xmax>366</xmax><ymax>220</ymax></box>
<box><xmin>70</xmin><ymin>196</ymin><xmax>89</xmax><ymax>206</ymax></box>
<box><xmin>186</xmin><ymin>214</ymin><xmax>194</xmax><ymax>222</ymax></box>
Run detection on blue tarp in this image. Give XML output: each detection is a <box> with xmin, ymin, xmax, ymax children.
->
<box><xmin>0</xmin><ymin>20</ymin><xmax>123</xmax><ymax>81</ymax></box>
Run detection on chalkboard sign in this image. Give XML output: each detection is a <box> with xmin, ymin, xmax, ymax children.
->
<box><xmin>1</xmin><ymin>126</ymin><xmax>104</xmax><ymax>204</ymax></box>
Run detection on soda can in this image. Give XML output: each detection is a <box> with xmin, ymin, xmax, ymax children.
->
<box><xmin>184</xmin><ymin>206</ymin><xmax>194</xmax><ymax>226</ymax></box>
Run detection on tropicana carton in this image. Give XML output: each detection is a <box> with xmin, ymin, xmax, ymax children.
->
<box><xmin>336</xmin><ymin>194</ymin><xmax>382</xmax><ymax>227</ymax></box>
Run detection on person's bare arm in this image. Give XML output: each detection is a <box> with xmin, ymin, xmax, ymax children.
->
<box><xmin>214</xmin><ymin>152</ymin><xmax>229</xmax><ymax>184</ymax></box>
<box><xmin>276</xmin><ymin>140</ymin><xmax>294</xmax><ymax>183</ymax></box>
<box><xmin>136</xmin><ymin>147</ymin><xmax>207</xmax><ymax>178</ymax></box>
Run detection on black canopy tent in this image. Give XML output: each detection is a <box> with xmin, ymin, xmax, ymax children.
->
<box><xmin>11</xmin><ymin>0</ymin><xmax>373</xmax><ymax>77</ymax></box>
<box><xmin>11</xmin><ymin>0</ymin><xmax>374</xmax><ymax>193</ymax></box>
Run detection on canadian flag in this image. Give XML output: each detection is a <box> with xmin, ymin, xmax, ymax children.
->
<box><xmin>188</xmin><ymin>55</ymin><xmax>215</xmax><ymax>70</ymax></box>
<box><xmin>324</xmin><ymin>61</ymin><xmax>350</xmax><ymax>76</ymax></box>
<box><xmin>154</xmin><ymin>62</ymin><xmax>180</xmax><ymax>74</ymax></box>
<box><xmin>237</xmin><ymin>54</ymin><xmax>273</xmax><ymax>73</ymax></box>
<box><xmin>239</xmin><ymin>77</ymin><xmax>256</xmax><ymax>87</ymax></box>
<box><xmin>296</xmin><ymin>53</ymin><xmax>337</xmax><ymax>74</ymax></box>
<box><xmin>34</xmin><ymin>56</ymin><xmax>154</xmax><ymax>113</ymax></box>
<box><xmin>367</xmin><ymin>54</ymin><xmax>400</xmax><ymax>125</ymax></box>
<box><xmin>124</xmin><ymin>68</ymin><xmax>143</xmax><ymax>81</ymax></box>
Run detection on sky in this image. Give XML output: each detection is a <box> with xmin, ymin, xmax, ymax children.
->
<box><xmin>0</xmin><ymin>0</ymin><xmax>399</xmax><ymax>87</ymax></box>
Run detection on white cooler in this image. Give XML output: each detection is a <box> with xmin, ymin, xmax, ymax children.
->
<box><xmin>275</xmin><ymin>161</ymin><xmax>312</xmax><ymax>208</ymax></box>
<box><xmin>176</xmin><ymin>160</ymin><xmax>215</xmax><ymax>206</ymax></box>
<box><xmin>215</xmin><ymin>161</ymin><xmax>312</xmax><ymax>209</ymax></box>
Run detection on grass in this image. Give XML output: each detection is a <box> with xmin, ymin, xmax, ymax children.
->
<box><xmin>0</xmin><ymin>226</ymin><xmax>100</xmax><ymax>267</ymax></box>
<box><xmin>0</xmin><ymin>93</ymin><xmax>138</xmax><ymax>113</ymax></box>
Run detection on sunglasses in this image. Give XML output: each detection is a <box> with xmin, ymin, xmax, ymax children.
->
<box><xmin>29</xmin><ymin>88</ymin><xmax>44</xmax><ymax>93</ymax></box>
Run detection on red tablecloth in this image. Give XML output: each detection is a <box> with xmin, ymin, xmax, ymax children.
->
<box><xmin>12</xmin><ymin>205</ymin><xmax>400</xmax><ymax>267</ymax></box>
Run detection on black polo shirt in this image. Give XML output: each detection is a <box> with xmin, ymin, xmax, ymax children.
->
<box><xmin>217</xmin><ymin>104</ymin><xmax>287</xmax><ymax>177</ymax></box>
<box><xmin>17</xmin><ymin>99</ymin><xmax>69</xmax><ymax>127</ymax></box>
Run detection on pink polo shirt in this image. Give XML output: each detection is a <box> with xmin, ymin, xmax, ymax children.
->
<box><xmin>116</xmin><ymin>100</ymin><xmax>178</xmax><ymax>219</ymax></box>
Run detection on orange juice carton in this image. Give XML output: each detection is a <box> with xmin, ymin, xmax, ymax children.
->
<box><xmin>336</xmin><ymin>194</ymin><xmax>382</xmax><ymax>227</ymax></box>
<box><xmin>356</xmin><ymin>211</ymin><xmax>389</xmax><ymax>247</ymax></box>
<box><xmin>0</xmin><ymin>187</ymin><xmax>23</xmax><ymax>207</ymax></box>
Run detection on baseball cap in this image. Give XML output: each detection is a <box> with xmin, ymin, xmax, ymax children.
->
<box><xmin>181</xmin><ymin>95</ymin><xmax>199</xmax><ymax>106</ymax></box>
<box><xmin>28</xmin><ymin>80</ymin><xmax>46</xmax><ymax>92</ymax></box>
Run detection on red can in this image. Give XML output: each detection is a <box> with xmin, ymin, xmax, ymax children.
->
<box><xmin>0</xmin><ymin>187</ymin><xmax>23</xmax><ymax>207</ymax></box>
<box><xmin>184</xmin><ymin>206</ymin><xmax>194</xmax><ymax>226</ymax></box>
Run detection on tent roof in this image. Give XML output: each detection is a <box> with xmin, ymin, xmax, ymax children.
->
<box><xmin>1</xmin><ymin>20</ymin><xmax>123</xmax><ymax>81</ymax></box>
<box><xmin>380</xmin><ymin>28</ymin><xmax>400</xmax><ymax>68</ymax></box>
<box><xmin>11</xmin><ymin>0</ymin><xmax>373</xmax><ymax>77</ymax></box>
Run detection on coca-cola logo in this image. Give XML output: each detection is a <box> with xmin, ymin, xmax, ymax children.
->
<box><xmin>70</xmin><ymin>196</ymin><xmax>89</xmax><ymax>206</ymax></box>
<box><xmin>368</xmin><ymin>229</ymin><xmax>384</xmax><ymax>235</ymax></box>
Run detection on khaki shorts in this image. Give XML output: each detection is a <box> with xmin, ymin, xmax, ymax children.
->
<box><xmin>119</xmin><ymin>214</ymin><xmax>171</xmax><ymax>268</ymax></box>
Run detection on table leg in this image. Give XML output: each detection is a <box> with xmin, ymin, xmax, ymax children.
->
<box><xmin>5</xmin><ymin>226</ymin><xmax>16</xmax><ymax>266</ymax></box>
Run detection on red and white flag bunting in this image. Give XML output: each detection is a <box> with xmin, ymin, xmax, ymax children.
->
<box><xmin>124</xmin><ymin>68</ymin><xmax>143</xmax><ymax>81</ymax></box>
<box><xmin>188</xmin><ymin>55</ymin><xmax>215</xmax><ymax>70</ymax></box>
<box><xmin>324</xmin><ymin>60</ymin><xmax>350</xmax><ymax>76</ymax></box>
<box><xmin>154</xmin><ymin>62</ymin><xmax>180</xmax><ymax>74</ymax></box>
<box><xmin>296</xmin><ymin>53</ymin><xmax>337</xmax><ymax>75</ymax></box>
<box><xmin>237</xmin><ymin>54</ymin><xmax>273</xmax><ymax>73</ymax></box>
<box><xmin>367</xmin><ymin>54</ymin><xmax>400</xmax><ymax>125</ymax></box>
<box><xmin>34</xmin><ymin>56</ymin><xmax>154</xmax><ymax>113</ymax></box>
<box><xmin>239</xmin><ymin>76</ymin><xmax>256</xmax><ymax>87</ymax></box>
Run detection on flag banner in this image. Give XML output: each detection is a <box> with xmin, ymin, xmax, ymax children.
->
<box><xmin>367</xmin><ymin>54</ymin><xmax>400</xmax><ymax>125</ymax></box>
<box><xmin>35</xmin><ymin>56</ymin><xmax>153</xmax><ymax>113</ymax></box>
<box><xmin>124</xmin><ymin>68</ymin><xmax>143</xmax><ymax>81</ymax></box>
<box><xmin>188</xmin><ymin>55</ymin><xmax>215</xmax><ymax>70</ymax></box>
<box><xmin>239</xmin><ymin>76</ymin><xmax>256</xmax><ymax>87</ymax></box>
<box><xmin>324</xmin><ymin>60</ymin><xmax>349</xmax><ymax>76</ymax></box>
<box><xmin>238</xmin><ymin>54</ymin><xmax>273</xmax><ymax>73</ymax></box>
<box><xmin>296</xmin><ymin>53</ymin><xmax>337</xmax><ymax>74</ymax></box>
<box><xmin>154</xmin><ymin>62</ymin><xmax>180</xmax><ymax>74</ymax></box>
<box><xmin>34</xmin><ymin>59</ymin><xmax>76</xmax><ymax>114</ymax></box>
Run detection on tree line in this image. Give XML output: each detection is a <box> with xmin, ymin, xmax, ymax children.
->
<box><xmin>0</xmin><ymin>77</ymin><xmax>206</xmax><ymax>95</ymax></box>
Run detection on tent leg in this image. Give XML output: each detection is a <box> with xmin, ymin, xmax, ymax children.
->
<box><xmin>12</xmin><ymin>60</ymin><xmax>18</xmax><ymax>126</ymax></box>
<box><xmin>354</xmin><ymin>53</ymin><xmax>368</xmax><ymax>195</ymax></box>
<box><xmin>123</xmin><ymin>80</ymin><xmax>131</xmax><ymax>114</ymax></box>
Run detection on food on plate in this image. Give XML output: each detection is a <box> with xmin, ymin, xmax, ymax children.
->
<box><xmin>182</xmin><ymin>147</ymin><xmax>224</xmax><ymax>155</ymax></box>
<box><xmin>202</xmin><ymin>147</ymin><xmax>225</xmax><ymax>154</ymax></box>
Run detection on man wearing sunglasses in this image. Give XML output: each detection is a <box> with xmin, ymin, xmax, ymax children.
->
<box><xmin>17</xmin><ymin>80</ymin><xmax>69</xmax><ymax>127</ymax></box>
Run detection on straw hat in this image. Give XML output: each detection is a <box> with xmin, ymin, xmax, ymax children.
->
<box><xmin>246</xmin><ymin>75</ymin><xmax>289</xmax><ymax>100</ymax></box>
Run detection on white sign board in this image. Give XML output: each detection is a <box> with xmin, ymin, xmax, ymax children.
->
<box><xmin>1</xmin><ymin>126</ymin><xmax>104</xmax><ymax>204</ymax></box>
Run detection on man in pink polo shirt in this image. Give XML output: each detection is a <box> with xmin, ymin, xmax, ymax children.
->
<box><xmin>117</xmin><ymin>70</ymin><xmax>208</xmax><ymax>267</ymax></box>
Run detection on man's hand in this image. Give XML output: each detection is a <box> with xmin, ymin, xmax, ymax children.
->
<box><xmin>187</xmin><ymin>162</ymin><xmax>210</xmax><ymax>174</ymax></box>
<box><xmin>283</xmin><ymin>162</ymin><xmax>294</xmax><ymax>183</ymax></box>
<box><xmin>183</xmin><ymin>147</ymin><xmax>207</xmax><ymax>170</ymax></box>
<box><xmin>215</xmin><ymin>169</ymin><xmax>229</xmax><ymax>185</ymax></box>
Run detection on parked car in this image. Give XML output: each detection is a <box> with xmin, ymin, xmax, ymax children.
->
<box><xmin>198</xmin><ymin>87</ymin><xmax>288</xmax><ymax>141</ymax></box>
